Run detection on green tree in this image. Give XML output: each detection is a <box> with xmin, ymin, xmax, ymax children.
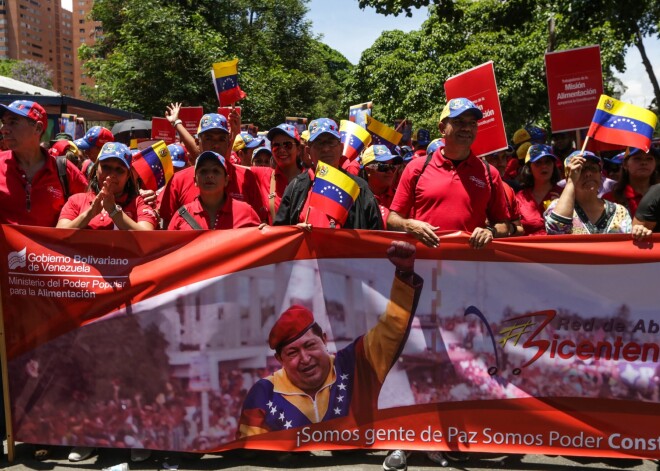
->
<box><xmin>2</xmin><ymin>59</ymin><xmax>54</xmax><ymax>89</ymax></box>
<box><xmin>345</xmin><ymin>0</ymin><xmax>629</xmax><ymax>137</ymax></box>
<box><xmin>83</xmin><ymin>0</ymin><xmax>352</xmax><ymax>128</ymax></box>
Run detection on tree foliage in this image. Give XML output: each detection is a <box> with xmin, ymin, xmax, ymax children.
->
<box><xmin>344</xmin><ymin>0</ymin><xmax>634</xmax><ymax>137</ymax></box>
<box><xmin>0</xmin><ymin>59</ymin><xmax>53</xmax><ymax>89</ymax></box>
<box><xmin>82</xmin><ymin>0</ymin><xmax>353</xmax><ymax>128</ymax></box>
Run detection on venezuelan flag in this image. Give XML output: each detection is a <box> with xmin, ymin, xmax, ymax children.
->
<box><xmin>366</xmin><ymin>115</ymin><xmax>402</xmax><ymax>152</ymax></box>
<box><xmin>309</xmin><ymin>162</ymin><xmax>360</xmax><ymax>225</ymax></box>
<box><xmin>340</xmin><ymin>120</ymin><xmax>372</xmax><ymax>161</ymax></box>
<box><xmin>131</xmin><ymin>140</ymin><xmax>174</xmax><ymax>191</ymax></box>
<box><xmin>587</xmin><ymin>95</ymin><xmax>658</xmax><ymax>152</ymax></box>
<box><xmin>212</xmin><ymin>58</ymin><xmax>247</xmax><ymax>106</ymax></box>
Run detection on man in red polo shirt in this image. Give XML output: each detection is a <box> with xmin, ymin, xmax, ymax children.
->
<box><xmin>0</xmin><ymin>100</ymin><xmax>87</xmax><ymax>227</ymax></box>
<box><xmin>159</xmin><ymin>105</ymin><xmax>266</xmax><ymax>226</ymax></box>
<box><xmin>387</xmin><ymin>97</ymin><xmax>510</xmax><ymax>249</ymax></box>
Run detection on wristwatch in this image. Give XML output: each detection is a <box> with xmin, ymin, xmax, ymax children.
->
<box><xmin>108</xmin><ymin>205</ymin><xmax>122</xmax><ymax>218</ymax></box>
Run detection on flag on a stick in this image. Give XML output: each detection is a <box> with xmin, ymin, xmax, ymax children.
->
<box><xmin>340</xmin><ymin>120</ymin><xmax>372</xmax><ymax>161</ymax></box>
<box><xmin>587</xmin><ymin>95</ymin><xmax>657</xmax><ymax>152</ymax></box>
<box><xmin>131</xmin><ymin>140</ymin><xmax>173</xmax><ymax>191</ymax></box>
<box><xmin>309</xmin><ymin>162</ymin><xmax>360</xmax><ymax>225</ymax></box>
<box><xmin>366</xmin><ymin>115</ymin><xmax>402</xmax><ymax>152</ymax></box>
<box><xmin>212</xmin><ymin>58</ymin><xmax>247</xmax><ymax>106</ymax></box>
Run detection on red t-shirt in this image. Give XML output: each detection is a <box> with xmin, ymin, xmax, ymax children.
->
<box><xmin>0</xmin><ymin>149</ymin><xmax>88</xmax><ymax>227</ymax></box>
<box><xmin>59</xmin><ymin>192</ymin><xmax>158</xmax><ymax>229</ymax></box>
<box><xmin>375</xmin><ymin>189</ymin><xmax>395</xmax><ymax>228</ymax></box>
<box><xmin>515</xmin><ymin>185</ymin><xmax>562</xmax><ymax>236</ymax></box>
<box><xmin>250</xmin><ymin>166</ymin><xmax>295</xmax><ymax>224</ymax></box>
<box><xmin>167</xmin><ymin>195</ymin><xmax>260</xmax><ymax>230</ymax></box>
<box><xmin>341</xmin><ymin>157</ymin><xmax>361</xmax><ymax>176</ymax></box>
<box><xmin>390</xmin><ymin>150</ymin><xmax>510</xmax><ymax>231</ymax></box>
<box><xmin>158</xmin><ymin>161</ymin><xmax>266</xmax><ymax>226</ymax></box>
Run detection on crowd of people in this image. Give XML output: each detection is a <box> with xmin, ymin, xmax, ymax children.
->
<box><xmin>1</xmin><ymin>96</ymin><xmax>659</xmax><ymax>469</ymax></box>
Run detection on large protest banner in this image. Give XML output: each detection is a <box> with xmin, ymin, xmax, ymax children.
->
<box><xmin>1</xmin><ymin>226</ymin><xmax>660</xmax><ymax>459</ymax></box>
<box><xmin>545</xmin><ymin>45</ymin><xmax>603</xmax><ymax>133</ymax></box>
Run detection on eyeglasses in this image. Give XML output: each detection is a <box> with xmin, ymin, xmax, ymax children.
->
<box><xmin>368</xmin><ymin>163</ymin><xmax>398</xmax><ymax>173</ymax></box>
<box><xmin>312</xmin><ymin>139</ymin><xmax>340</xmax><ymax>149</ymax></box>
<box><xmin>272</xmin><ymin>141</ymin><xmax>296</xmax><ymax>150</ymax></box>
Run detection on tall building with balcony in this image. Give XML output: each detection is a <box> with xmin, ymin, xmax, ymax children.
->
<box><xmin>0</xmin><ymin>0</ymin><xmax>94</xmax><ymax>97</ymax></box>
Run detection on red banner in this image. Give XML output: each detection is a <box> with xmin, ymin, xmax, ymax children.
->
<box><xmin>151</xmin><ymin>117</ymin><xmax>176</xmax><ymax>144</ymax></box>
<box><xmin>179</xmin><ymin>106</ymin><xmax>204</xmax><ymax>136</ymax></box>
<box><xmin>2</xmin><ymin>226</ymin><xmax>660</xmax><ymax>458</ymax></box>
<box><xmin>444</xmin><ymin>62</ymin><xmax>508</xmax><ymax>157</ymax></box>
<box><xmin>545</xmin><ymin>45</ymin><xmax>604</xmax><ymax>133</ymax></box>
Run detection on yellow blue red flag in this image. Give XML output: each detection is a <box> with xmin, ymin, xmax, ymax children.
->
<box><xmin>366</xmin><ymin>115</ymin><xmax>402</xmax><ymax>152</ymax></box>
<box><xmin>131</xmin><ymin>140</ymin><xmax>173</xmax><ymax>191</ymax></box>
<box><xmin>309</xmin><ymin>162</ymin><xmax>360</xmax><ymax>225</ymax></box>
<box><xmin>587</xmin><ymin>95</ymin><xmax>658</xmax><ymax>152</ymax></box>
<box><xmin>212</xmin><ymin>58</ymin><xmax>247</xmax><ymax>106</ymax></box>
<box><xmin>339</xmin><ymin>120</ymin><xmax>372</xmax><ymax>161</ymax></box>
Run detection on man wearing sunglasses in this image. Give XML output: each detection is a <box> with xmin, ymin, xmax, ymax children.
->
<box><xmin>359</xmin><ymin>145</ymin><xmax>402</xmax><ymax>228</ymax></box>
<box><xmin>274</xmin><ymin>118</ymin><xmax>382</xmax><ymax>229</ymax></box>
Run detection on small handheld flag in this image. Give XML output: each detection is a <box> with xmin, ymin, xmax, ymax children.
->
<box><xmin>131</xmin><ymin>140</ymin><xmax>174</xmax><ymax>191</ymax></box>
<box><xmin>309</xmin><ymin>162</ymin><xmax>360</xmax><ymax>225</ymax></box>
<box><xmin>366</xmin><ymin>115</ymin><xmax>402</xmax><ymax>152</ymax></box>
<box><xmin>212</xmin><ymin>58</ymin><xmax>247</xmax><ymax>106</ymax></box>
<box><xmin>339</xmin><ymin>120</ymin><xmax>372</xmax><ymax>161</ymax></box>
<box><xmin>586</xmin><ymin>95</ymin><xmax>657</xmax><ymax>152</ymax></box>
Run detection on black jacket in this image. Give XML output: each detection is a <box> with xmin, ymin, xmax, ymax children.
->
<box><xmin>273</xmin><ymin>170</ymin><xmax>383</xmax><ymax>230</ymax></box>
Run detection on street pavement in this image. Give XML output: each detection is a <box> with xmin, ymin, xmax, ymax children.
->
<box><xmin>2</xmin><ymin>443</ymin><xmax>659</xmax><ymax>471</ymax></box>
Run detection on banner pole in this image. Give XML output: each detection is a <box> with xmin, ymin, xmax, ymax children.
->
<box><xmin>0</xmin><ymin>290</ymin><xmax>15</xmax><ymax>462</ymax></box>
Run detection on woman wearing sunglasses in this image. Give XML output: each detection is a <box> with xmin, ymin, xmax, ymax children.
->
<box><xmin>359</xmin><ymin>145</ymin><xmax>402</xmax><ymax>228</ymax></box>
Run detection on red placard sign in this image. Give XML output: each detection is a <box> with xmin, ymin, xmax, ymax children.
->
<box><xmin>545</xmin><ymin>45</ymin><xmax>603</xmax><ymax>133</ymax></box>
<box><xmin>444</xmin><ymin>61</ymin><xmax>507</xmax><ymax>157</ymax></box>
<box><xmin>151</xmin><ymin>117</ymin><xmax>175</xmax><ymax>144</ymax></box>
<box><xmin>179</xmin><ymin>106</ymin><xmax>204</xmax><ymax>136</ymax></box>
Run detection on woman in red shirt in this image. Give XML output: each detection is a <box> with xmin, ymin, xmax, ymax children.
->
<box><xmin>515</xmin><ymin>144</ymin><xmax>562</xmax><ymax>235</ymax></box>
<box><xmin>168</xmin><ymin>151</ymin><xmax>260</xmax><ymax>230</ymax></box>
<box><xmin>603</xmin><ymin>148</ymin><xmax>658</xmax><ymax>217</ymax></box>
<box><xmin>57</xmin><ymin>142</ymin><xmax>157</xmax><ymax>230</ymax></box>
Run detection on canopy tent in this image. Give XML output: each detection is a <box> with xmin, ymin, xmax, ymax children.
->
<box><xmin>0</xmin><ymin>93</ymin><xmax>143</xmax><ymax>122</ymax></box>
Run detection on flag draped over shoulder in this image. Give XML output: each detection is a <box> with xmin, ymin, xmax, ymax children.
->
<box><xmin>212</xmin><ymin>58</ymin><xmax>247</xmax><ymax>106</ymax></box>
<box><xmin>366</xmin><ymin>116</ymin><xmax>402</xmax><ymax>152</ymax></box>
<box><xmin>309</xmin><ymin>162</ymin><xmax>360</xmax><ymax>225</ymax></box>
<box><xmin>131</xmin><ymin>140</ymin><xmax>173</xmax><ymax>192</ymax></box>
<box><xmin>587</xmin><ymin>95</ymin><xmax>658</xmax><ymax>152</ymax></box>
<box><xmin>340</xmin><ymin>120</ymin><xmax>372</xmax><ymax>161</ymax></box>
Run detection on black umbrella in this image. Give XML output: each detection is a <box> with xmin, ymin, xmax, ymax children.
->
<box><xmin>111</xmin><ymin>119</ymin><xmax>152</xmax><ymax>144</ymax></box>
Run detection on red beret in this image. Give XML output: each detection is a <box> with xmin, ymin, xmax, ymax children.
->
<box><xmin>268</xmin><ymin>305</ymin><xmax>315</xmax><ymax>351</ymax></box>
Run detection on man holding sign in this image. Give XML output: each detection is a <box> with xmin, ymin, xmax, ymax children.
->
<box><xmin>387</xmin><ymin>98</ymin><xmax>511</xmax><ymax>248</ymax></box>
<box><xmin>274</xmin><ymin>118</ymin><xmax>382</xmax><ymax>229</ymax></box>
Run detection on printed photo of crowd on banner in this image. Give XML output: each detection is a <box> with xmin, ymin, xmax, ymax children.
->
<box><xmin>1</xmin><ymin>39</ymin><xmax>660</xmax><ymax>471</ymax></box>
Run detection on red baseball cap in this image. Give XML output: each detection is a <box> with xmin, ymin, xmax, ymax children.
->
<box><xmin>0</xmin><ymin>100</ymin><xmax>48</xmax><ymax>130</ymax></box>
<box><xmin>268</xmin><ymin>305</ymin><xmax>316</xmax><ymax>351</ymax></box>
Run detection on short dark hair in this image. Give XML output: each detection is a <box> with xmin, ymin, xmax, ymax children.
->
<box><xmin>519</xmin><ymin>161</ymin><xmax>560</xmax><ymax>189</ymax></box>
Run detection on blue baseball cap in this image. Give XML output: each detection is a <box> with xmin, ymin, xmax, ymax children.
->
<box><xmin>413</xmin><ymin>128</ymin><xmax>431</xmax><ymax>146</ymax></box>
<box><xmin>195</xmin><ymin>150</ymin><xmax>227</xmax><ymax>171</ymax></box>
<box><xmin>399</xmin><ymin>145</ymin><xmax>414</xmax><ymax>162</ymax></box>
<box><xmin>233</xmin><ymin>131</ymin><xmax>264</xmax><ymax>151</ymax></box>
<box><xmin>266</xmin><ymin>124</ymin><xmax>300</xmax><ymax>143</ymax></box>
<box><xmin>439</xmin><ymin>98</ymin><xmax>483</xmax><ymax>122</ymax></box>
<box><xmin>308</xmin><ymin>118</ymin><xmax>340</xmax><ymax>142</ymax></box>
<box><xmin>426</xmin><ymin>138</ymin><xmax>445</xmax><ymax>156</ymax></box>
<box><xmin>197</xmin><ymin>113</ymin><xmax>229</xmax><ymax>136</ymax></box>
<box><xmin>0</xmin><ymin>100</ymin><xmax>48</xmax><ymax>130</ymax></box>
<box><xmin>525</xmin><ymin>144</ymin><xmax>557</xmax><ymax>164</ymax></box>
<box><xmin>74</xmin><ymin>126</ymin><xmax>114</xmax><ymax>151</ymax></box>
<box><xmin>564</xmin><ymin>150</ymin><xmax>602</xmax><ymax>170</ymax></box>
<box><xmin>167</xmin><ymin>143</ymin><xmax>188</xmax><ymax>168</ymax></box>
<box><xmin>98</xmin><ymin>142</ymin><xmax>132</xmax><ymax>168</ymax></box>
<box><xmin>361</xmin><ymin>145</ymin><xmax>403</xmax><ymax>166</ymax></box>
